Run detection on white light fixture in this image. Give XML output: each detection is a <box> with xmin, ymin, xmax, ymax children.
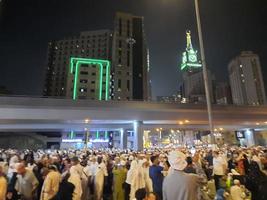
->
<box><xmin>62</xmin><ymin>139</ymin><xmax>83</xmax><ymax>143</ymax></box>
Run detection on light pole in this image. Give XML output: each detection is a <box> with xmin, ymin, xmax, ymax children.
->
<box><xmin>194</xmin><ymin>0</ymin><xmax>215</xmax><ymax>144</ymax></box>
<box><xmin>84</xmin><ymin>129</ymin><xmax>89</xmax><ymax>149</ymax></box>
<box><xmin>156</xmin><ymin>128</ymin><xmax>163</xmax><ymax>146</ymax></box>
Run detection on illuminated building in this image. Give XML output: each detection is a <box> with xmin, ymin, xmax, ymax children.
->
<box><xmin>44</xmin><ymin>12</ymin><xmax>150</xmax><ymax>101</ymax></box>
<box><xmin>180</xmin><ymin>30</ymin><xmax>214</xmax><ymax>103</ymax></box>
<box><xmin>228</xmin><ymin>51</ymin><xmax>266</xmax><ymax>105</ymax></box>
<box><xmin>180</xmin><ymin>30</ymin><xmax>202</xmax><ymax>71</ymax></box>
<box><xmin>43</xmin><ymin>30</ymin><xmax>113</xmax><ymax>98</ymax></box>
<box><xmin>112</xmin><ymin>12</ymin><xmax>150</xmax><ymax>101</ymax></box>
<box><xmin>66</xmin><ymin>57</ymin><xmax>110</xmax><ymax>100</ymax></box>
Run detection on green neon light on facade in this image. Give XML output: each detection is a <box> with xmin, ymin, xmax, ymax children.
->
<box><xmin>96</xmin><ymin>131</ymin><xmax>99</xmax><ymax>139</ymax></box>
<box><xmin>69</xmin><ymin>57</ymin><xmax>110</xmax><ymax>101</ymax></box>
<box><xmin>181</xmin><ymin>63</ymin><xmax>202</xmax><ymax>70</ymax></box>
<box><xmin>105</xmin><ymin>131</ymin><xmax>108</xmax><ymax>139</ymax></box>
<box><xmin>99</xmin><ymin>63</ymin><xmax>103</xmax><ymax>100</ymax></box>
<box><xmin>70</xmin><ymin>131</ymin><xmax>75</xmax><ymax>139</ymax></box>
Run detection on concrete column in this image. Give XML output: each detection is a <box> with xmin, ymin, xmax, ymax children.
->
<box><xmin>245</xmin><ymin>129</ymin><xmax>256</xmax><ymax>147</ymax></box>
<box><xmin>120</xmin><ymin>129</ymin><xmax>128</xmax><ymax>149</ymax></box>
<box><xmin>84</xmin><ymin>131</ymin><xmax>89</xmax><ymax>149</ymax></box>
<box><xmin>133</xmin><ymin>121</ymin><xmax>143</xmax><ymax>151</ymax></box>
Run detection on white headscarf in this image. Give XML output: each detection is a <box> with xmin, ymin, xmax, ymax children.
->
<box><xmin>168</xmin><ymin>151</ymin><xmax>187</xmax><ymax>171</ymax></box>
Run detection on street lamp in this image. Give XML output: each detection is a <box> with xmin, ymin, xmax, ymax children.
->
<box><xmin>194</xmin><ymin>0</ymin><xmax>215</xmax><ymax>144</ymax></box>
<box><xmin>156</xmin><ymin>128</ymin><xmax>163</xmax><ymax>145</ymax></box>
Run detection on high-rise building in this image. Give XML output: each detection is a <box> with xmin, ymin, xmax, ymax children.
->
<box><xmin>43</xmin><ymin>30</ymin><xmax>113</xmax><ymax>99</ymax></box>
<box><xmin>215</xmin><ymin>82</ymin><xmax>232</xmax><ymax>105</ymax></box>
<box><xmin>180</xmin><ymin>30</ymin><xmax>214</xmax><ymax>103</ymax></box>
<box><xmin>44</xmin><ymin>12</ymin><xmax>150</xmax><ymax>101</ymax></box>
<box><xmin>66</xmin><ymin>57</ymin><xmax>111</xmax><ymax>100</ymax></box>
<box><xmin>112</xmin><ymin>12</ymin><xmax>150</xmax><ymax>101</ymax></box>
<box><xmin>228</xmin><ymin>51</ymin><xmax>266</xmax><ymax>105</ymax></box>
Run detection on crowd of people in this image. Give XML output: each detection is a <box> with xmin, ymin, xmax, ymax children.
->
<box><xmin>0</xmin><ymin>145</ymin><xmax>266</xmax><ymax>200</ymax></box>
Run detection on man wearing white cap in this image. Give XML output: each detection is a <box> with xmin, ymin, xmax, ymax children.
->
<box><xmin>163</xmin><ymin>151</ymin><xmax>203</xmax><ymax>200</ymax></box>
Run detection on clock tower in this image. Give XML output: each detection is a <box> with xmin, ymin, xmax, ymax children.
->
<box><xmin>180</xmin><ymin>30</ymin><xmax>202</xmax><ymax>71</ymax></box>
<box><xmin>179</xmin><ymin>30</ymin><xmax>214</xmax><ymax>103</ymax></box>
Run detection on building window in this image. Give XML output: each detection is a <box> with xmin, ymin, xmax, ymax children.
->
<box><xmin>81</xmin><ymin>64</ymin><xmax>88</xmax><ymax>68</ymax></box>
<box><xmin>79</xmin><ymin>88</ymin><xmax>87</xmax><ymax>93</ymax></box>
<box><xmin>90</xmin><ymin>89</ymin><xmax>95</xmax><ymax>93</ymax></box>
<box><xmin>80</xmin><ymin>71</ymin><xmax>88</xmax><ymax>75</ymax></box>
<box><xmin>118</xmin><ymin>79</ymin><xmax>121</xmax><ymax>88</ymax></box>
<box><xmin>119</xmin><ymin>40</ymin><xmax>122</xmax><ymax>48</ymax></box>
<box><xmin>91</xmin><ymin>72</ymin><xmax>96</xmax><ymax>76</ymax></box>
<box><xmin>91</xmin><ymin>81</ymin><xmax>95</xmax><ymax>84</ymax></box>
<box><xmin>80</xmin><ymin>79</ymin><xmax>88</xmax><ymax>83</ymax></box>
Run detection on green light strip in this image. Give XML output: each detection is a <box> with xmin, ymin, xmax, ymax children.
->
<box><xmin>181</xmin><ymin>64</ymin><xmax>187</xmax><ymax>70</ymax></box>
<box><xmin>73</xmin><ymin>61</ymin><xmax>80</xmax><ymax>100</ymax></box>
<box><xmin>187</xmin><ymin>63</ymin><xmax>202</xmax><ymax>67</ymax></box>
<box><xmin>105</xmin><ymin>131</ymin><xmax>108</xmax><ymax>139</ymax></box>
<box><xmin>70</xmin><ymin>131</ymin><xmax>75</xmax><ymax>139</ymax></box>
<box><xmin>96</xmin><ymin>131</ymin><xmax>99</xmax><ymax>139</ymax></box>
<box><xmin>105</xmin><ymin>62</ymin><xmax>110</xmax><ymax>100</ymax></box>
<box><xmin>99</xmin><ymin>64</ymin><xmax>103</xmax><ymax>100</ymax></box>
<box><xmin>70</xmin><ymin>57</ymin><xmax>110</xmax><ymax>101</ymax></box>
<box><xmin>181</xmin><ymin>63</ymin><xmax>202</xmax><ymax>70</ymax></box>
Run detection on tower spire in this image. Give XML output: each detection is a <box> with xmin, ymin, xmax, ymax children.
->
<box><xmin>186</xmin><ymin>30</ymin><xmax>193</xmax><ymax>50</ymax></box>
<box><xmin>180</xmin><ymin>30</ymin><xmax>202</xmax><ymax>71</ymax></box>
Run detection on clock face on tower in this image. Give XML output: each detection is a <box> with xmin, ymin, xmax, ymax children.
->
<box><xmin>189</xmin><ymin>54</ymin><xmax>197</xmax><ymax>62</ymax></box>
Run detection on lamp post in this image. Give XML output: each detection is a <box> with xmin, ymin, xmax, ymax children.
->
<box><xmin>156</xmin><ymin>128</ymin><xmax>163</xmax><ymax>146</ymax></box>
<box><xmin>194</xmin><ymin>0</ymin><xmax>215</xmax><ymax>144</ymax></box>
<box><xmin>84</xmin><ymin>129</ymin><xmax>89</xmax><ymax>149</ymax></box>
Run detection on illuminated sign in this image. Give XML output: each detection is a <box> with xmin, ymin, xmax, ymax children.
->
<box><xmin>62</xmin><ymin>139</ymin><xmax>83</xmax><ymax>143</ymax></box>
<box><xmin>90</xmin><ymin>139</ymin><xmax>109</xmax><ymax>143</ymax></box>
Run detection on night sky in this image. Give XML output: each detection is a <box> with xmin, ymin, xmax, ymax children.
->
<box><xmin>0</xmin><ymin>0</ymin><xmax>266</xmax><ymax>98</ymax></box>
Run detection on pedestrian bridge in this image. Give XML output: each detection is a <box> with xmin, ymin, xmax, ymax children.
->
<box><xmin>0</xmin><ymin>96</ymin><xmax>266</xmax><ymax>132</ymax></box>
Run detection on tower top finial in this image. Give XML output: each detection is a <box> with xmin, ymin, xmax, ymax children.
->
<box><xmin>186</xmin><ymin>30</ymin><xmax>192</xmax><ymax>50</ymax></box>
<box><xmin>180</xmin><ymin>30</ymin><xmax>202</xmax><ymax>71</ymax></box>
